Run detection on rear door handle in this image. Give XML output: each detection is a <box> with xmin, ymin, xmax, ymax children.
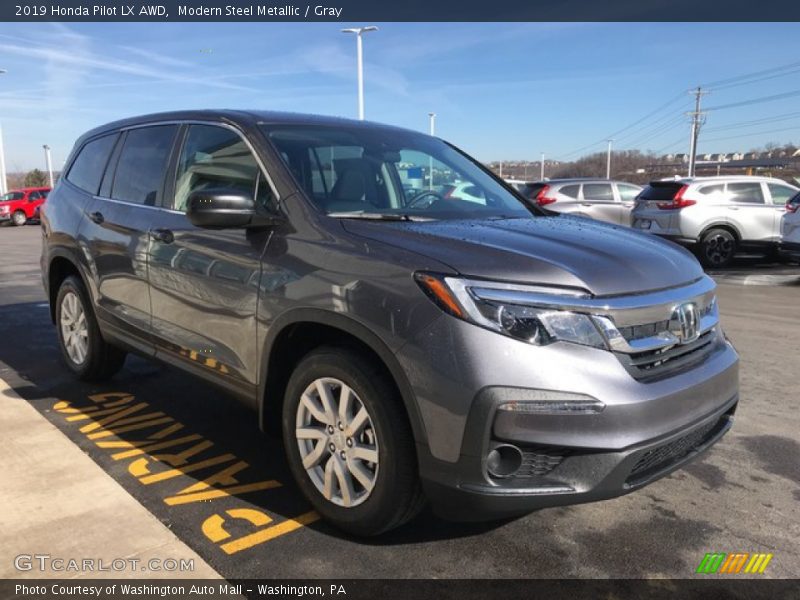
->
<box><xmin>150</xmin><ymin>228</ymin><xmax>174</xmax><ymax>244</ymax></box>
<box><xmin>727</xmin><ymin>206</ymin><xmax>740</xmax><ymax>211</ymax></box>
<box><xmin>581</xmin><ymin>202</ymin><xmax>592</xmax><ymax>207</ymax></box>
<box><xmin>88</xmin><ymin>211</ymin><xmax>104</xmax><ymax>224</ymax></box>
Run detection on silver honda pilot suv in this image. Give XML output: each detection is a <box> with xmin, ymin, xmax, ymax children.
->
<box><xmin>41</xmin><ymin>110</ymin><xmax>739</xmax><ymax>535</ymax></box>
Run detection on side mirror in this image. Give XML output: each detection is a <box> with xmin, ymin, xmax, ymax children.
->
<box><xmin>186</xmin><ymin>188</ymin><xmax>255</xmax><ymax>229</ymax></box>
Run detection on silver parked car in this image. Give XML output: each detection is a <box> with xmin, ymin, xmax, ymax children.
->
<box><xmin>779</xmin><ymin>191</ymin><xmax>800</xmax><ymax>261</ymax></box>
<box><xmin>520</xmin><ymin>179</ymin><xmax>643</xmax><ymax>226</ymax></box>
<box><xmin>632</xmin><ymin>176</ymin><xmax>799</xmax><ymax>267</ymax></box>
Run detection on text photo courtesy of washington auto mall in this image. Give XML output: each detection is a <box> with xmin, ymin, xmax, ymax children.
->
<box><xmin>0</xmin><ymin>2</ymin><xmax>798</xmax><ymax>600</ymax></box>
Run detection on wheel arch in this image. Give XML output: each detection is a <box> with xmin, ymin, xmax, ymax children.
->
<box><xmin>46</xmin><ymin>251</ymin><xmax>90</xmax><ymax>324</ymax></box>
<box><xmin>699</xmin><ymin>222</ymin><xmax>741</xmax><ymax>242</ymax></box>
<box><xmin>258</xmin><ymin>309</ymin><xmax>427</xmax><ymax>447</ymax></box>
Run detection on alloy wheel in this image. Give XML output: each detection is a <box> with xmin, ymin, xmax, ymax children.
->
<box><xmin>12</xmin><ymin>211</ymin><xmax>26</xmax><ymax>226</ymax></box>
<box><xmin>295</xmin><ymin>377</ymin><xmax>379</xmax><ymax>508</ymax></box>
<box><xmin>60</xmin><ymin>291</ymin><xmax>89</xmax><ymax>365</ymax></box>
<box><xmin>704</xmin><ymin>233</ymin><xmax>734</xmax><ymax>266</ymax></box>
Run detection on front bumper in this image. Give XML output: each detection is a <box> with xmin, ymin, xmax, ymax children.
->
<box><xmin>0</xmin><ymin>213</ymin><xmax>10</xmax><ymax>222</ymax></box>
<box><xmin>397</xmin><ymin>312</ymin><xmax>739</xmax><ymax>521</ymax></box>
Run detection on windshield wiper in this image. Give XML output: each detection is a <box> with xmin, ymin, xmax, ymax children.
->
<box><xmin>327</xmin><ymin>211</ymin><xmax>433</xmax><ymax>222</ymax></box>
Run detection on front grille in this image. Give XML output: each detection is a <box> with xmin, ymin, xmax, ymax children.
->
<box><xmin>617</xmin><ymin>320</ymin><xmax>670</xmax><ymax>341</ymax></box>
<box><xmin>615</xmin><ymin>329</ymin><xmax>718</xmax><ymax>381</ymax></box>
<box><xmin>516</xmin><ymin>446</ymin><xmax>570</xmax><ymax>478</ymax></box>
<box><xmin>626</xmin><ymin>416</ymin><xmax>725</xmax><ymax>485</ymax></box>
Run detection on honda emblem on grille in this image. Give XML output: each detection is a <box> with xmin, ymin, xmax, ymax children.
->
<box><xmin>671</xmin><ymin>302</ymin><xmax>700</xmax><ymax>344</ymax></box>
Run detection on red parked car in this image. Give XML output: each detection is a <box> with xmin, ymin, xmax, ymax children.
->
<box><xmin>0</xmin><ymin>187</ymin><xmax>51</xmax><ymax>226</ymax></box>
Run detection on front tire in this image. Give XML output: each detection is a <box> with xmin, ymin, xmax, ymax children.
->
<box><xmin>55</xmin><ymin>275</ymin><xmax>126</xmax><ymax>381</ymax></box>
<box><xmin>699</xmin><ymin>228</ymin><xmax>737</xmax><ymax>268</ymax></box>
<box><xmin>282</xmin><ymin>346</ymin><xmax>424</xmax><ymax>536</ymax></box>
<box><xmin>11</xmin><ymin>210</ymin><xmax>27</xmax><ymax>226</ymax></box>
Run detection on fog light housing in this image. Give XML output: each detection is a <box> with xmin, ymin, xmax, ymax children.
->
<box><xmin>487</xmin><ymin>444</ymin><xmax>523</xmax><ymax>478</ymax></box>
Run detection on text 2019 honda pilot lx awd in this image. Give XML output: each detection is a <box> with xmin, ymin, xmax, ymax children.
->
<box><xmin>41</xmin><ymin>111</ymin><xmax>739</xmax><ymax>535</ymax></box>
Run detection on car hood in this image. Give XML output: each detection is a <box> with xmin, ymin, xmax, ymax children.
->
<box><xmin>341</xmin><ymin>215</ymin><xmax>703</xmax><ymax>296</ymax></box>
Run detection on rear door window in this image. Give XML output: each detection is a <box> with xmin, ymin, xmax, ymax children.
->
<box><xmin>727</xmin><ymin>182</ymin><xmax>765</xmax><ymax>204</ymax></box>
<box><xmin>112</xmin><ymin>125</ymin><xmax>177</xmax><ymax>206</ymax></box>
<box><xmin>66</xmin><ymin>133</ymin><xmax>119</xmax><ymax>195</ymax></box>
<box><xmin>582</xmin><ymin>183</ymin><xmax>614</xmax><ymax>201</ymax></box>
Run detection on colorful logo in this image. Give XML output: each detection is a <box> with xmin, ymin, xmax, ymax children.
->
<box><xmin>696</xmin><ymin>552</ymin><xmax>773</xmax><ymax>574</ymax></box>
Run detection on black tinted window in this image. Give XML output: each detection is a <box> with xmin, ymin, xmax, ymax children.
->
<box><xmin>638</xmin><ymin>182</ymin><xmax>684</xmax><ymax>201</ymax></box>
<box><xmin>727</xmin><ymin>182</ymin><xmax>765</xmax><ymax>204</ymax></box>
<box><xmin>67</xmin><ymin>134</ymin><xmax>118</xmax><ymax>195</ymax></box>
<box><xmin>582</xmin><ymin>183</ymin><xmax>614</xmax><ymax>201</ymax></box>
<box><xmin>560</xmin><ymin>184</ymin><xmax>580</xmax><ymax>199</ymax></box>
<box><xmin>173</xmin><ymin>125</ymin><xmax>275</xmax><ymax>212</ymax></box>
<box><xmin>112</xmin><ymin>126</ymin><xmax>177</xmax><ymax>205</ymax></box>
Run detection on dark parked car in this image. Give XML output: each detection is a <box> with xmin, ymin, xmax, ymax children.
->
<box><xmin>41</xmin><ymin>111</ymin><xmax>739</xmax><ymax>535</ymax></box>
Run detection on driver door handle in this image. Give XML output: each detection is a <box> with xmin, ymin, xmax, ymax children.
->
<box><xmin>88</xmin><ymin>211</ymin><xmax>104</xmax><ymax>224</ymax></box>
<box><xmin>150</xmin><ymin>228</ymin><xmax>174</xmax><ymax>244</ymax></box>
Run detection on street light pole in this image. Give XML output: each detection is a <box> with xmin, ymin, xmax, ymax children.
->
<box><xmin>0</xmin><ymin>69</ymin><xmax>7</xmax><ymax>195</ymax></box>
<box><xmin>606</xmin><ymin>139</ymin><xmax>614</xmax><ymax>179</ymax></box>
<box><xmin>428</xmin><ymin>112</ymin><xmax>436</xmax><ymax>190</ymax></box>
<box><xmin>540</xmin><ymin>153</ymin><xmax>545</xmax><ymax>180</ymax></box>
<box><xmin>341</xmin><ymin>26</ymin><xmax>378</xmax><ymax>120</ymax></box>
<box><xmin>43</xmin><ymin>145</ymin><xmax>54</xmax><ymax>187</ymax></box>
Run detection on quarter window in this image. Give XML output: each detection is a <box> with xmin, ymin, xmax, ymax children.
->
<box><xmin>617</xmin><ymin>184</ymin><xmax>641</xmax><ymax>201</ymax></box>
<box><xmin>173</xmin><ymin>124</ymin><xmax>275</xmax><ymax>213</ymax></box>
<box><xmin>767</xmin><ymin>183</ymin><xmax>797</xmax><ymax>205</ymax></box>
<box><xmin>66</xmin><ymin>133</ymin><xmax>119</xmax><ymax>195</ymax></box>
<box><xmin>112</xmin><ymin>125</ymin><xmax>177</xmax><ymax>205</ymax></box>
<box><xmin>727</xmin><ymin>182</ymin><xmax>765</xmax><ymax>204</ymax></box>
<box><xmin>560</xmin><ymin>184</ymin><xmax>580</xmax><ymax>199</ymax></box>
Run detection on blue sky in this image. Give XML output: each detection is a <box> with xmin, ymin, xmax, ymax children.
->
<box><xmin>1</xmin><ymin>22</ymin><xmax>799</xmax><ymax>171</ymax></box>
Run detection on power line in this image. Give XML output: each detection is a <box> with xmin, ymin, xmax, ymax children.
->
<box><xmin>703</xmin><ymin>110</ymin><xmax>800</xmax><ymax>133</ymax></box>
<box><xmin>554</xmin><ymin>91</ymin><xmax>688</xmax><ymax>160</ymax></box>
<box><xmin>699</xmin><ymin>125</ymin><xmax>800</xmax><ymax>144</ymax></box>
<box><xmin>702</xmin><ymin>59</ymin><xmax>800</xmax><ymax>90</ymax></box>
<box><xmin>705</xmin><ymin>88</ymin><xmax>800</xmax><ymax>111</ymax></box>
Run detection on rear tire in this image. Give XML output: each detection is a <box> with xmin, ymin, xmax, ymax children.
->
<box><xmin>699</xmin><ymin>228</ymin><xmax>737</xmax><ymax>268</ymax></box>
<box><xmin>282</xmin><ymin>346</ymin><xmax>424</xmax><ymax>536</ymax></box>
<box><xmin>55</xmin><ymin>275</ymin><xmax>126</xmax><ymax>381</ymax></box>
<box><xmin>11</xmin><ymin>210</ymin><xmax>27</xmax><ymax>226</ymax></box>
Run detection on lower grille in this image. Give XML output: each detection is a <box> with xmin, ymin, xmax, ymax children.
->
<box><xmin>626</xmin><ymin>417</ymin><xmax>724</xmax><ymax>485</ymax></box>
<box><xmin>615</xmin><ymin>329</ymin><xmax>718</xmax><ymax>381</ymax></box>
<box><xmin>516</xmin><ymin>446</ymin><xmax>569</xmax><ymax>478</ymax></box>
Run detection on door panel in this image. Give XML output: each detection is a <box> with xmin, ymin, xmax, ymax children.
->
<box><xmin>581</xmin><ymin>183</ymin><xmax>620</xmax><ymax>225</ymax></box>
<box><xmin>148</xmin><ymin>124</ymin><xmax>276</xmax><ymax>391</ymax></box>
<box><xmin>82</xmin><ymin>125</ymin><xmax>178</xmax><ymax>352</ymax></box>
<box><xmin>82</xmin><ymin>198</ymin><xmax>158</xmax><ymax>353</ymax></box>
<box><xmin>725</xmin><ymin>182</ymin><xmax>773</xmax><ymax>242</ymax></box>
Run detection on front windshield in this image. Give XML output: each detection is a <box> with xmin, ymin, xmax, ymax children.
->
<box><xmin>262</xmin><ymin>124</ymin><xmax>533</xmax><ymax>220</ymax></box>
<box><xmin>1</xmin><ymin>192</ymin><xmax>23</xmax><ymax>201</ymax></box>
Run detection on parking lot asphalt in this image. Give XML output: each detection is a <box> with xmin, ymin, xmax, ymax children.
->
<box><xmin>0</xmin><ymin>224</ymin><xmax>798</xmax><ymax>579</ymax></box>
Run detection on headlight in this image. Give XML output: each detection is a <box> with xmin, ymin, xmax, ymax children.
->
<box><xmin>415</xmin><ymin>272</ymin><xmax>607</xmax><ymax>349</ymax></box>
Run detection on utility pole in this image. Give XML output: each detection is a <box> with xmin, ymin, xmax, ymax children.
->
<box><xmin>540</xmin><ymin>153</ymin><xmax>545</xmax><ymax>180</ymax></box>
<box><xmin>605</xmin><ymin>139</ymin><xmax>614</xmax><ymax>179</ymax></box>
<box><xmin>687</xmin><ymin>86</ymin><xmax>708</xmax><ymax>178</ymax></box>
<box><xmin>43</xmin><ymin>145</ymin><xmax>54</xmax><ymax>187</ymax></box>
<box><xmin>499</xmin><ymin>161</ymin><xmax>503</xmax><ymax>177</ymax></box>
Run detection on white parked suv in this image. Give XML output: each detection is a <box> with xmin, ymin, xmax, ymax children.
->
<box><xmin>631</xmin><ymin>176</ymin><xmax>799</xmax><ymax>267</ymax></box>
<box><xmin>779</xmin><ymin>191</ymin><xmax>800</xmax><ymax>262</ymax></box>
